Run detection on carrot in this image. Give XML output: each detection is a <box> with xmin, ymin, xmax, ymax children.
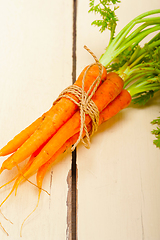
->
<box><xmin>14</xmin><ymin>72</ymin><xmax>124</xmax><ymax>178</ymax></box>
<box><xmin>0</xmin><ymin>152</ymin><xmax>49</xmax><ymax>212</ymax></box>
<box><xmin>0</xmin><ymin>112</ymin><xmax>47</xmax><ymax>157</ymax></box>
<box><xmin>0</xmin><ymin>65</ymin><xmax>107</xmax><ymax>172</ymax></box>
<box><xmin>0</xmin><ymin>156</ymin><xmax>34</xmax><ymax>192</ymax></box>
<box><xmin>0</xmin><ymin>138</ymin><xmax>51</xmax><ymax>201</ymax></box>
<box><xmin>19</xmin><ymin>132</ymin><xmax>82</xmax><ymax>237</ymax></box>
<box><xmin>98</xmin><ymin>89</ymin><xmax>131</xmax><ymax>125</ymax></box>
<box><xmin>0</xmin><ymin>211</ymin><xmax>13</xmax><ymax>236</ymax></box>
<box><xmin>0</xmin><ymin>155</ymin><xmax>35</xmax><ymax>208</ymax></box>
<box><xmin>37</xmin><ymin>132</ymin><xmax>82</xmax><ymax>189</ymax></box>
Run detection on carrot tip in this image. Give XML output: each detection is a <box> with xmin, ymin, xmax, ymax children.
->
<box><xmin>0</xmin><ymin>168</ymin><xmax>3</xmax><ymax>175</ymax></box>
<box><xmin>0</xmin><ymin>222</ymin><xmax>9</xmax><ymax>236</ymax></box>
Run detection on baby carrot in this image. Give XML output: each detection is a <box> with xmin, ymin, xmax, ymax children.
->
<box><xmin>24</xmin><ymin>132</ymin><xmax>82</xmax><ymax>236</ymax></box>
<box><xmin>98</xmin><ymin>89</ymin><xmax>131</xmax><ymax>125</ymax></box>
<box><xmin>0</xmin><ymin>155</ymin><xmax>35</xmax><ymax>208</ymax></box>
<box><xmin>0</xmin><ymin>112</ymin><xmax>47</xmax><ymax>157</ymax></box>
<box><xmin>0</xmin><ymin>65</ymin><xmax>107</xmax><ymax>172</ymax></box>
<box><xmin>36</xmin><ymin>132</ymin><xmax>82</xmax><ymax>189</ymax></box>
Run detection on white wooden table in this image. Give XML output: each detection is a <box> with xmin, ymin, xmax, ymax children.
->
<box><xmin>0</xmin><ymin>1</ymin><xmax>160</xmax><ymax>240</ymax></box>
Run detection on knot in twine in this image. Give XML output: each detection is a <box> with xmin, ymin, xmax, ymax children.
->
<box><xmin>55</xmin><ymin>45</ymin><xmax>103</xmax><ymax>151</ymax></box>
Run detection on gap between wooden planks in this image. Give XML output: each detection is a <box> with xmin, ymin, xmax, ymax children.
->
<box><xmin>66</xmin><ymin>0</ymin><xmax>78</xmax><ymax>240</ymax></box>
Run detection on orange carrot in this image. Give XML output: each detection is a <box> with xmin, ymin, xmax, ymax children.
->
<box><xmin>0</xmin><ymin>211</ymin><xmax>13</xmax><ymax>236</ymax></box>
<box><xmin>98</xmin><ymin>89</ymin><xmax>131</xmax><ymax>125</ymax></box>
<box><xmin>19</xmin><ymin>132</ymin><xmax>82</xmax><ymax>237</ymax></box>
<box><xmin>0</xmin><ymin>112</ymin><xmax>47</xmax><ymax>157</ymax></box>
<box><xmin>0</xmin><ymin>65</ymin><xmax>107</xmax><ymax>172</ymax></box>
<box><xmin>37</xmin><ymin>132</ymin><xmax>82</xmax><ymax>189</ymax></box>
<box><xmin>0</xmin><ymin>136</ymin><xmax>52</xmax><ymax>194</ymax></box>
<box><xmin>0</xmin><ymin>152</ymin><xmax>49</xmax><ymax>211</ymax></box>
<box><xmin>0</xmin><ymin>155</ymin><xmax>35</xmax><ymax>208</ymax></box>
<box><xmin>15</xmin><ymin>72</ymin><xmax>124</xmax><ymax>178</ymax></box>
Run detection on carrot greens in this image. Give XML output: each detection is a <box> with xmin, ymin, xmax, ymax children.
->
<box><xmin>151</xmin><ymin>117</ymin><xmax>160</xmax><ymax>148</ymax></box>
<box><xmin>111</xmin><ymin>32</ymin><xmax>160</xmax><ymax>105</ymax></box>
<box><xmin>98</xmin><ymin>10</ymin><xmax>160</xmax><ymax>67</ymax></box>
<box><xmin>89</xmin><ymin>0</ymin><xmax>120</xmax><ymax>41</ymax></box>
<box><xmin>98</xmin><ymin>9</ymin><xmax>160</xmax><ymax>104</ymax></box>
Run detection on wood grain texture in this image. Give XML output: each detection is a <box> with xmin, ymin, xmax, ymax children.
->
<box><xmin>0</xmin><ymin>1</ymin><xmax>73</xmax><ymax>239</ymax></box>
<box><xmin>76</xmin><ymin>1</ymin><xmax>160</xmax><ymax>240</ymax></box>
<box><xmin>0</xmin><ymin>0</ymin><xmax>160</xmax><ymax>240</ymax></box>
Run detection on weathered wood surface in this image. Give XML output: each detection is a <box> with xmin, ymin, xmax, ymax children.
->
<box><xmin>0</xmin><ymin>1</ymin><xmax>159</xmax><ymax>240</ymax></box>
<box><xmin>77</xmin><ymin>1</ymin><xmax>160</xmax><ymax>240</ymax></box>
<box><xmin>0</xmin><ymin>1</ymin><xmax>73</xmax><ymax>239</ymax></box>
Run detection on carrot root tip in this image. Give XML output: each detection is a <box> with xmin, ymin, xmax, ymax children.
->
<box><xmin>0</xmin><ymin>222</ymin><xmax>9</xmax><ymax>236</ymax></box>
<box><xmin>0</xmin><ymin>209</ymin><xmax>13</xmax><ymax>225</ymax></box>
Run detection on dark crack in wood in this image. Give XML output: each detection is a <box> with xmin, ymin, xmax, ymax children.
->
<box><xmin>66</xmin><ymin>0</ymin><xmax>78</xmax><ymax>239</ymax></box>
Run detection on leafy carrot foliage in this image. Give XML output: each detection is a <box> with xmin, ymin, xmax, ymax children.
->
<box><xmin>89</xmin><ymin>0</ymin><xmax>120</xmax><ymax>40</ymax></box>
<box><xmin>151</xmin><ymin>117</ymin><xmax>160</xmax><ymax>149</ymax></box>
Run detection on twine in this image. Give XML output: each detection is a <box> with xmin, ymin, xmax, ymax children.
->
<box><xmin>54</xmin><ymin>45</ymin><xmax>103</xmax><ymax>151</ymax></box>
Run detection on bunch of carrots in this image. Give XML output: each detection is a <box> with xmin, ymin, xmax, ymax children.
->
<box><xmin>0</xmin><ymin>62</ymin><xmax>131</xmax><ymax>236</ymax></box>
<box><xmin>0</xmin><ymin>7</ymin><xmax>160</xmax><ymax>236</ymax></box>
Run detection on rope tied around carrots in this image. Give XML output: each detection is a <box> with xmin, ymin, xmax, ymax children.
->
<box><xmin>54</xmin><ymin>45</ymin><xmax>103</xmax><ymax>150</ymax></box>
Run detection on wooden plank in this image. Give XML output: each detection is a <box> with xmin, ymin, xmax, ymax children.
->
<box><xmin>0</xmin><ymin>1</ymin><xmax>73</xmax><ymax>239</ymax></box>
<box><xmin>76</xmin><ymin>1</ymin><xmax>160</xmax><ymax>240</ymax></box>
